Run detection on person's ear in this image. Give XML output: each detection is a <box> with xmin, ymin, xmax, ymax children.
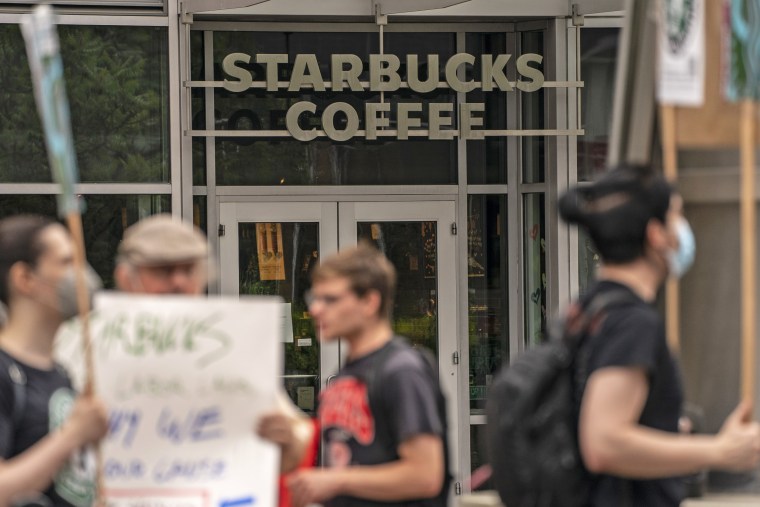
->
<box><xmin>114</xmin><ymin>263</ymin><xmax>134</xmax><ymax>292</ymax></box>
<box><xmin>361</xmin><ymin>289</ymin><xmax>383</xmax><ymax>318</ymax></box>
<box><xmin>645</xmin><ymin>219</ymin><xmax>670</xmax><ymax>252</ymax></box>
<box><xmin>7</xmin><ymin>261</ymin><xmax>35</xmax><ymax>300</ymax></box>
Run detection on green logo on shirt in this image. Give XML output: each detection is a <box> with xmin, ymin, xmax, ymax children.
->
<box><xmin>49</xmin><ymin>388</ymin><xmax>96</xmax><ymax>507</ymax></box>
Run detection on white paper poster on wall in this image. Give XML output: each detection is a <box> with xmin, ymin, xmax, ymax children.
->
<box><xmin>657</xmin><ymin>0</ymin><xmax>705</xmax><ymax>106</ymax></box>
<box><xmin>56</xmin><ymin>293</ymin><xmax>283</xmax><ymax>507</ymax></box>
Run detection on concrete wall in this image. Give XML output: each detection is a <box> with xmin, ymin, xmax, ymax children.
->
<box><xmin>678</xmin><ymin>149</ymin><xmax>760</xmax><ymax>492</ymax></box>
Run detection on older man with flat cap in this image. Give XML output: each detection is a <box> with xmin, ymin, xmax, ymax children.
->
<box><xmin>113</xmin><ymin>214</ymin><xmax>315</xmax><ymax>503</ymax></box>
<box><xmin>114</xmin><ymin>214</ymin><xmax>210</xmax><ymax>295</ymax></box>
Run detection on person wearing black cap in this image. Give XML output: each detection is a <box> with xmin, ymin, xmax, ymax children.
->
<box><xmin>560</xmin><ymin>165</ymin><xmax>760</xmax><ymax>506</ymax></box>
<box><xmin>113</xmin><ymin>214</ymin><xmax>210</xmax><ymax>295</ymax></box>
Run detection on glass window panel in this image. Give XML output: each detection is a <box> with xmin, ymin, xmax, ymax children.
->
<box><xmin>190</xmin><ymin>29</ymin><xmax>204</xmax><ymax>83</ymax></box>
<box><xmin>189</xmin><ymin>26</ymin><xmax>205</xmax><ymax>202</ymax></box>
<box><xmin>578</xmin><ymin>28</ymin><xmax>620</xmax><ymax>182</ymax></box>
<box><xmin>0</xmin><ymin>194</ymin><xmax>170</xmax><ymax>288</ymax></box>
<box><xmin>520</xmin><ymin>31</ymin><xmax>545</xmax><ymax>184</ymax></box>
<box><xmin>467</xmin><ymin>92</ymin><xmax>507</xmax><ymax>185</ymax></box>
<box><xmin>216</xmin><ymin>138</ymin><xmax>456</xmax><ymax>186</ymax></box>
<box><xmin>467</xmin><ymin>138</ymin><xmax>507</xmax><ymax>185</ymax></box>
<box><xmin>238</xmin><ymin>222</ymin><xmax>320</xmax><ymax>415</ymax></box>
<box><xmin>193</xmin><ymin>195</ymin><xmax>207</xmax><ymax>234</ymax></box>
<box><xmin>0</xmin><ymin>25</ymin><xmax>169</xmax><ymax>184</ymax></box>
<box><xmin>467</xmin><ymin>195</ymin><xmax>508</xmax><ymax>414</ymax></box>
<box><xmin>470</xmin><ymin>425</ymin><xmax>493</xmax><ymax>487</ymax></box>
<box><xmin>358</xmin><ymin>221</ymin><xmax>438</xmax><ymax>356</ymax></box>
<box><xmin>578</xmin><ymin>227</ymin><xmax>600</xmax><ymax>295</ymax></box>
<box><xmin>193</xmin><ymin>137</ymin><xmax>206</xmax><ymax>186</ymax></box>
<box><xmin>384</xmin><ymin>32</ymin><xmax>456</xmax><ymax>74</ymax></box>
<box><xmin>523</xmin><ymin>193</ymin><xmax>546</xmax><ymax>346</ymax></box>
<box><xmin>466</xmin><ymin>33</ymin><xmax>508</xmax><ymax>185</ymax></box>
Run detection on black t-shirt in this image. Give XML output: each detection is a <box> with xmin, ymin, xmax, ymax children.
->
<box><xmin>319</xmin><ymin>338</ymin><xmax>448</xmax><ymax>507</ymax></box>
<box><xmin>0</xmin><ymin>349</ymin><xmax>94</xmax><ymax>506</ymax></box>
<box><xmin>580</xmin><ymin>281</ymin><xmax>685</xmax><ymax>507</ymax></box>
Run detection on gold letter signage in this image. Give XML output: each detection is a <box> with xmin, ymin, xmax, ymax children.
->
<box><xmin>221</xmin><ymin>52</ymin><xmax>546</xmax><ymax>141</ymax></box>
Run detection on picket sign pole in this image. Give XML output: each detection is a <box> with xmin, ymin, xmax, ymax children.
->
<box><xmin>740</xmin><ymin>99</ymin><xmax>757</xmax><ymax>405</ymax></box>
<box><xmin>64</xmin><ymin>212</ymin><xmax>95</xmax><ymax>392</ymax></box>
<box><xmin>660</xmin><ymin>104</ymin><xmax>680</xmax><ymax>354</ymax></box>
<box><xmin>64</xmin><ymin>210</ymin><xmax>105</xmax><ymax>504</ymax></box>
<box><xmin>20</xmin><ymin>4</ymin><xmax>106</xmax><ymax>502</ymax></box>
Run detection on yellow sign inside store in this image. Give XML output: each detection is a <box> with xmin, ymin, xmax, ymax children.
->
<box><xmin>222</xmin><ymin>52</ymin><xmax>546</xmax><ymax>141</ymax></box>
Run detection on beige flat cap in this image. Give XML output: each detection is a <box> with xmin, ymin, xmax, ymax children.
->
<box><xmin>117</xmin><ymin>214</ymin><xmax>208</xmax><ymax>266</ymax></box>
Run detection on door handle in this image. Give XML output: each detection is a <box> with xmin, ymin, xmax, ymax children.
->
<box><xmin>326</xmin><ymin>374</ymin><xmax>338</xmax><ymax>387</ymax></box>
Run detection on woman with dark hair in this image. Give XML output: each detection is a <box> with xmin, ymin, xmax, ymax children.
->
<box><xmin>0</xmin><ymin>215</ymin><xmax>108</xmax><ymax>506</ymax></box>
<box><xmin>560</xmin><ymin>165</ymin><xmax>760</xmax><ymax>506</ymax></box>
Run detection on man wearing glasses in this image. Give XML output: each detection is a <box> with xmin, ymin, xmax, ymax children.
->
<box><xmin>274</xmin><ymin>244</ymin><xmax>449</xmax><ymax>507</ymax></box>
<box><xmin>113</xmin><ymin>214</ymin><xmax>210</xmax><ymax>296</ymax></box>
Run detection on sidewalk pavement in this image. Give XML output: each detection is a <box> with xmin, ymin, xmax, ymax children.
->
<box><xmin>683</xmin><ymin>496</ymin><xmax>760</xmax><ymax>506</ymax></box>
<box><xmin>457</xmin><ymin>491</ymin><xmax>760</xmax><ymax>507</ymax></box>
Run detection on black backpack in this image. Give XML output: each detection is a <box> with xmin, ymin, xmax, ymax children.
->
<box><xmin>485</xmin><ymin>289</ymin><xmax>637</xmax><ymax>507</ymax></box>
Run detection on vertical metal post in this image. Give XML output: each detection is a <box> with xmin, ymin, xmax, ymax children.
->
<box><xmin>608</xmin><ymin>0</ymin><xmax>657</xmax><ymax>167</ymax></box>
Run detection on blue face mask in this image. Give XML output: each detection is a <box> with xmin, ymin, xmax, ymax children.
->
<box><xmin>668</xmin><ymin>218</ymin><xmax>696</xmax><ymax>279</ymax></box>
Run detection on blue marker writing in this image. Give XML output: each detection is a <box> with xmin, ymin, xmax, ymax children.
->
<box><xmin>109</xmin><ymin>409</ymin><xmax>141</xmax><ymax>448</ymax></box>
<box><xmin>220</xmin><ymin>496</ymin><xmax>255</xmax><ymax>507</ymax></box>
<box><xmin>157</xmin><ymin>406</ymin><xmax>224</xmax><ymax>444</ymax></box>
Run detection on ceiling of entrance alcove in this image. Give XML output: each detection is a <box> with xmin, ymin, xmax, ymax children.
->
<box><xmin>191</xmin><ymin>0</ymin><xmax>624</xmax><ymax>18</ymax></box>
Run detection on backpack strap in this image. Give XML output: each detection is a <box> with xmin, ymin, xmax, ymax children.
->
<box><xmin>0</xmin><ymin>351</ymin><xmax>27</xmax><ymax>431</ymax></box>
<box><xmin>564</xmin><ymin>288</ymin><xmax>642</xmax><ymax>430</ymax></box>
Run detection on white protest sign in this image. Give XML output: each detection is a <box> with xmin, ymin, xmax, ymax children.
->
<box><xmin>56</xmin><ymin>293</ymin><xmax>282</xmax><ymax>507</ymax></box>
<box><xmin>658</xmin><ymin>0</ymin><xmax>705</xmax><ymax>106</ymax></box>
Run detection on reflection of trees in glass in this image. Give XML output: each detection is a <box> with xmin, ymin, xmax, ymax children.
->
<box><xmin>216</xmin><ymin>138</ymin><xmax>456</xmax><ymax>186</ymax></box>
<box><xmin>467</xmin><ymin>195</ymin><xmax>508</xmax><ymax>412</ymax></box>
<box><xmin>238</xmin><ymin>222</ymin><xmax>320</xmax><ymax>378</ymax></box>
<box><xmin>0</xmin><ymin>25</ymin><xmax>168</xmax><ymax>183</ymax></box>
<box><xmin>0</xmin><ymin>25</ymin><xmax>48</xmax><ymax>182</ymax></box>
<box><xmin>358</xmin><ymin>222</ymin><xmax>438</xmax><ymax>354</ymax></box>
<box><xmin>0</xmin><ymin>194</ymin><xmax>169</xmax><ymax>289</ymax></box>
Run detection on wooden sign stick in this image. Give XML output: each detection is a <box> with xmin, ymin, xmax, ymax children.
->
<box><xmin>65</xmin><ymin>210</ymin><xmax>105</xmax><ymax>504</ymax></box>
<box><xmin>660</xmin><ymin>104</ymin><xmax>680</xmax><ymax>353</ymax></box>
<box><xmin>740</xmin><ymin>99</ymin><xmax>756</xmax><ymax>405</ymax></box>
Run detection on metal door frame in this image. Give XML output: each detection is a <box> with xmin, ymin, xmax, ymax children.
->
<box><xmin>220</xmin><ymin>198</ymin><xmax>462</xmax><ymax>488</ymax></box>
<box><xmin>219</xmin><ymin>201</ymin><xmax>341</xmax><ymax>393</ymax></box>
<box><xmin>338</xmin><ymin>200</ymin><xmax>460</xmax><ymax>481</ymax></box>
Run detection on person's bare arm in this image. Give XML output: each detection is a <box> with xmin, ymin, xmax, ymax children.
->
<box><xmin>287</xmin><ymin>433</ymin><xmax>444</xmax><ymax>507</ymax></box>
<box><xmin>257</xmin><ymin>413</ymin><xmax>314</xmax><ymax>473</ymax></box>
<box><xmin>0</xmin><ymin>395</ymin><xmax>108</xmax><ymax>505</ymax></box>
<box><xmin>579</xmin><ymin>367</ymin><xmax>760</xmax><ymax>478</ymax></box>
<box><xmin>257</xmin><ymin>390</ymin><xmax>315</xmax><ymax>473</ymax></box>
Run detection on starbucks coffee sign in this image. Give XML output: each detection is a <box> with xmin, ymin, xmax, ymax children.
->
<box><xmin>222</xmin><ymin>52</ymin><xmax>545</xmax><ymax>141</ymax></box>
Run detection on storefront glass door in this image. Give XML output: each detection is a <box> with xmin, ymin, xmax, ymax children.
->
<box><xmin>219</xmin><ymin>200</ymin><xmax>460</xmax><ymax>474</ymax></box>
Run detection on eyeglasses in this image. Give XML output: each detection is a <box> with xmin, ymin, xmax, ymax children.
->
<box><xmin>304</xmin><ymin>290</ymin><xmax>351</xmax><ymax>307</ymax></box>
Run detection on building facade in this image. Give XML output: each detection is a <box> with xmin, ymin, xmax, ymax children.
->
<box><xmin>0</xmin><ymin>0</ymin><xmax>625</xmax><ymax>494</ymax></box>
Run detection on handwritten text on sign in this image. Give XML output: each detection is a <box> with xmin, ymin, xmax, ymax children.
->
<box><xmin>56</xmin><ymin>294</ymin><xmax>283</xmax><ymax>507</ymax></box>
